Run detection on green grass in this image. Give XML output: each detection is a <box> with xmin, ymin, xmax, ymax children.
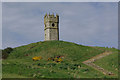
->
<box><xmin>2</xmin><ymin>40</ymin><xmax>118</xmax><ymax>78</ymax></box>
<box><xmin>8</xmin><ymin>41</ymin><xmax>104</xmax><ymax>62</ymax></box>
<box><xmin>2</xmin><ymin>73</ymin><xmax>29</xmax><ymax>78</ymax></box>
<box><xmin>94</xmin><ymin>51</ymin><xmax>118</xmax><ymax>76</ymax></box>
<box><xmin>2</xmin><ymin>59</ymin><xmax>106</xmax><ymax>78</ymax></box>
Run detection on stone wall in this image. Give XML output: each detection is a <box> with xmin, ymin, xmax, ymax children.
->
<box><xmin>44</xmin><ymin>13</ymin><xmax>59</xmax><ymax>41</ymax></box>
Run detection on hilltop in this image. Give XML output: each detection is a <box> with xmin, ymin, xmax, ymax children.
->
<box><xmin>2</xmin><ymin>41</ymin><xmax>118</xmax><ymax>78</ymax></box>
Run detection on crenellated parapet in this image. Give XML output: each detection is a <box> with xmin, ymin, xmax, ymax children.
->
<box><xmin>44</xmin><ymin>13</ymin><xmax>59</xmax><ymax>24</ymax></box>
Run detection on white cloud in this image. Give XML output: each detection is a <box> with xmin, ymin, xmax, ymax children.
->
<box><xmin>2</xmin><ymin>2</ymin><xmax>118</xmax><ymax>49</ymax></box>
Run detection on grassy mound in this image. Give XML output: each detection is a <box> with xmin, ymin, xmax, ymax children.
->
<box><xmin>8</xmin><ymin>41</ymin><xmax>104</xmax><ymax>62</ymax></box>
<box><xmin>2</xmin><ymin>40</ymin><xmax>118</xmax><ymax>78</ymax></box>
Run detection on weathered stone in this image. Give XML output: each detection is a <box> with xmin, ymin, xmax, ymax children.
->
<box><xmin>44</xmin><ymin>13</ymin><xmax>59</xmax><ymax>41</ymax></box>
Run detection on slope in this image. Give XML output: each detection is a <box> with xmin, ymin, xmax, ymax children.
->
<box><xmin>2</xmin><ymin>40</ymin><xmax>118</xmax><ymax>78</ymax></box>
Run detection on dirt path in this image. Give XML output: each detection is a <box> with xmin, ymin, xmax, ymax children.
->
<box><xmin>82</xmin><ymin>51</ymin><xmax>114</xmax><ymax>75</ymax></box>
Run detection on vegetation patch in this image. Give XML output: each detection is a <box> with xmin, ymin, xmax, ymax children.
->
<box><xmin>2</xmin><ymin>41</ymin><xmax>118</xmax><ymax>78</ymax></box>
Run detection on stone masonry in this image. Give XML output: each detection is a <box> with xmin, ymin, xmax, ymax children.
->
<box><xmin>44</xmin><ymin>13</ymin><xmax>59</xmax><ymax>41</ymax></box>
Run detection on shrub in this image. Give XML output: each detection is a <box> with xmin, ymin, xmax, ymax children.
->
<box><xmin>51</xmin><ymin>63</ymin><xmax>56</xmax><ymax>66</ymax></box>
<box><xmin>2</xmin><ymin>52</ymin><xmax>9</xmax><ymax>59</ymax></box>
<box><xmin>74</xmin><ymin>64</ymin><xmax>79</xmax><ymax>67</ymax></box>
<box><xmin>2</xmin><ymin>47</ymin><xmax>13</xmax><ymax>59</ymax></box>
<box><xmin>3</xmin><ymin>47</ymin><xmax>13</xmax><ymax>54</ymax></box>
<box><xmin>81</xmin><ymin>68</ymin><xmax>89</xmax><ymax>72</ymax></box>
<box><xmin>70</xmin><ymin>66</ymin><xmax>76</xmax><ymax>70</ymax></box>
<box><xmin>59</xmin><ymin>65</ymin><xmax>68</xmax><ymax>70</ymax></box>
<box><xmin>38</xmin><ymin>63</ymin><xmax>41</xmax><ymax>66</ymax></box>
<box><xmin>65</xmin><ymin>63</ymin><xmax>69</xmax><ymax>65</ymax></box>
<box><xmin>32</xmin><ymin>56</ymin><xmax>42</xmax><ymax>61</ymax></box>
<box><xmin>84</xmin><ymin>69</ymin><xmax>89</xmax><ymax>71</ymax></box>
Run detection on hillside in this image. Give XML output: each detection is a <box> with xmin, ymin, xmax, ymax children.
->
<box><xmin>2</xmin><ymin>41</ymin><xmax>118</xmax><ymax>78</ymax></box>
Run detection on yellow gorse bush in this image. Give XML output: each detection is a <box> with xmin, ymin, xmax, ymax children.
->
<box><xmin>57</xmin><ymin>58</ymin><xmax>62</xmax><ymax>62</ymax></box>
<box><xmin>32</xmin><ymin>56</ymin><xmax>42</xmax><ymax>61</ymax></box>
<box><xmin>47</xmin><ymin>56</ymin><xmax>64</xmax><ymax>62</ymax></box>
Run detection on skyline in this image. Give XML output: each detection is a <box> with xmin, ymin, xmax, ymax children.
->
<box><xmin>2</xmin><ymin>2</ymin><xmax>118</xmax><ymax>49</ymax></box>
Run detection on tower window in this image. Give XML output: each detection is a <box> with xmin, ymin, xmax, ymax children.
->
<box><xmin>45</xmin><ymin>24</ymin><xmax>46</xmax><ymax>27</ymax></box>
<box><xmin>52</xmin><ymin>23</ymin><xmax>55</xmax><ymax>27</ymax></box>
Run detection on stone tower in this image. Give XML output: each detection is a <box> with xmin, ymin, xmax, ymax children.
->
<box><xmin>44</xmin><ymin>13</ymin><xmax>59</xmax><ymax>41</ymax></box>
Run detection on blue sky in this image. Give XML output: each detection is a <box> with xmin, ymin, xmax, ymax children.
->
<box><xmin>2</xmin><ymin>2</ymin><xmax>118</xmax><ymax>49</ymax></box>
